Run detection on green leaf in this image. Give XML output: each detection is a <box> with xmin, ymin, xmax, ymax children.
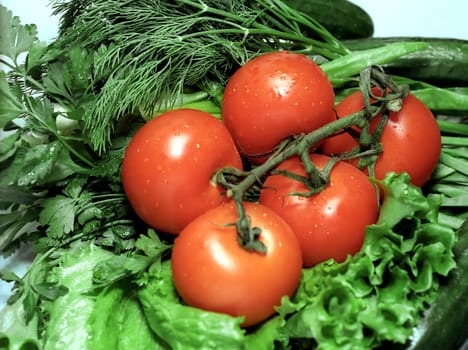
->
<box><xmin>24</xmin><ymin>94</ymin><xmax>56</xmax><ymax>133</ymax></box>
<box><xmin>92</xmin><ymin>254</ymin><xmax>150</xmax><ymax>287</ymax></box>
<box><xmin>39</xmin><ymin>195</ymin><xmax>77</xmax><ymax>239</ymax></box>
<box><xmin>89</xmin><ymin>285</ymin><xmax>166</xmax><ymax>350</ymax></box>
<box><xmin>42</xmin><ymin>242</ymin><xmax>116</xmax><ymax>350</ymax></box>
<box><xmin>33</xmin><ymin>282</ymin><xmax>68</xmax><ymax>301</ymax></box>
<box><xmin>42</xmin><ymin>47</ymin><xmax>94</xmax><ymax>102</ymax></box>
<box><xmin>17</xmin><ymin>142</ymin><xmax>62</xmax><ymax>186</ymax></box>
<box><xmin>0</xmin><ymin>71</ymin><xmax>24</xmax><ymax>126</ymax></box>
<box><xmin>25</xmin><ymin>40</ymin><xmax>50</xmax><ymax>72</ymax></box>
<box><xmin>0</xmin><ymin>207</ymin><xmax>40</xmax><ymax>254</ymax></box>
<box><xmin>281</xmin><ymin>172</ymin><xmax>457</xmax><ymax>349</ymax></box>
<box><xmin>0</xmin><ymin>292</ymin><xmax>41</xmax><ymax>350</ymax></box>
<box><xmin>0</xmin><ymin>4</ymin><xmax>39</xmax><ymax>61</ymax></box>
<box><xmin>0</xmin><ymin>269</ymin><xmax>22</xmax><ymax>283</ymax></box>
<box><xmin>138</xmin><ymin>262</ymin><xmax>246</xmax><ymax>350</ymax></box>
<box><xmin>376</xmin><ymin>172</ymin><xmax>430</xmax><ymax>227</ymax></box>
<box><xmin>0</xmin><ymin>141</ymin><xmax>88</xmax><ymax>189</ymax></box>
<box><xmin>134</xmin><ymin>229</ymin><xmax>172</xmax><ymax>258</ymax></box>
<box><xmin>0</xmin><ymin>130</ymin><xmax>20</xmax><ymax>162</ymax></box>
<box><xmin>244</xmin><ymin>316</ymin><xmax>286</xmax><ymax>350</ymax></box>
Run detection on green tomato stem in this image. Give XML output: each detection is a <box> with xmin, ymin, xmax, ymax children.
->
<box><xmin>222</xmin><ymin>66</ymin><xmax>409</xmax><ymax>253</ymax></box>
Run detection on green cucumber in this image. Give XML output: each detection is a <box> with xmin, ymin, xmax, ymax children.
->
<box><xmin>284</xmin><ymin>0</ymin><xmax>374</xmax><ymax>39</ymax></box>
<box><xmin>406</xmin><ymin>219</ymin><xmax>468</xmax><ymax>350</ymax></box>
<box><xmin>344</xmin><ymin>37</ymin><xmax>468</xmax><ymax>86</ymax></box>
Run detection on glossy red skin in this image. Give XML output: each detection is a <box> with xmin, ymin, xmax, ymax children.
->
<box><xmin>222</xmin><ymin>51</ymin><xmax>335</xmax><ymax>162</ymax></box>
<box><xmin>171</xmin><ymin>201</ymin><xmax>303</xmax><ymax>327</ymax></box>
<box><xmin>121</xmin><ymin>109</ymin><xmax>243</xmax><ymax>234</ymax></box>
<box><xmin>320</xmin><ymin>91</ymin><xmax>441</xmax><ymax>187</ymax></box>
<box><xmin>259</xmin><ymin>154</ymin><xmax>379</xmax><ymax>267</ymax></box>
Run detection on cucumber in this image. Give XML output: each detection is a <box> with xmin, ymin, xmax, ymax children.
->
<box><xmin>344</xmin><ymin>37</ymin><xmax>468</xmax><ymax>86</ymax></box>
<box><xmin>283</xmin><ymin>0</ymin><xmax>374</xmax><ymax>40</ymax></box>
<box><xmin>406</xmin><ymin>219</ymin><xmax>468</xmax><ymax>350</ymax></box>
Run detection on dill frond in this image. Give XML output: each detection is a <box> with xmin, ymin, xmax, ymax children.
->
<box><xmin>50</xmin><ymin>0</ymin><xmax>348</xmax><ymax>152</ymax></box>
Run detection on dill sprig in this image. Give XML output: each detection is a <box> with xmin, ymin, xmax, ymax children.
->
<box><xmin>50</xmin><ymin>0</ymin><xmax>349</xmax><ymax>152</ymax></box>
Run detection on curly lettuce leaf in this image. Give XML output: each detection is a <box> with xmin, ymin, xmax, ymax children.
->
<box><xmin>138</xmin><ymin>261</ymin><xmax>247</xmax><ymax>350</ymax></box>
<box><xmin>40</xmin><ymin>242</ymin><xmax>115</xmax><ymax>350</ymax></box>
<box><xmin>281</xmin><ymin>173</ymin><xmax>457</xmax><ymax>349</ymax></box>
<box><xmin>88</xmin><ymin>285</ymin><xmax>165</xmax><ymax>350</ymax></box>
<box><xmin>29</xmin><ymin>242</ymin><xmax>166</xmax><ymax>350</ymax></box>
<box><xmin>0</xmin><ymin>173</ymin><xmax>456</xmax><ymax>350</ymax></box>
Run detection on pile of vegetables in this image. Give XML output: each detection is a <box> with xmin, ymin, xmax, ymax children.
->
<box><xmin>1</xmin><ymin>0</ymin><xmax>467</xmax><ymax>349</ymax></box>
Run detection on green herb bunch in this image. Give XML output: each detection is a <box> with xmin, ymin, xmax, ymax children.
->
<box><xmin>0</xmin><ymin>1</ymin><xmax>467</xmax><ymax>349</ymax></box>
<box><xmin>49</xmin><ymin>0</ymin><xmax>349</xmax><ymax>152</ymax></box>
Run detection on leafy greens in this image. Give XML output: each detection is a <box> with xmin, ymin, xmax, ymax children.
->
<box><xmin>0</xmin><ymin>173</ymin><xmax>457</xmax><ymax>350</ymax></box>
<box><xmin>0</xmin><ymin>2</ymin><xmax>464</xmax><ymax>350</ymax></box>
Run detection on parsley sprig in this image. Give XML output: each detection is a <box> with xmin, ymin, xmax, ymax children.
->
<box><xmin>0</xmin><ymin>5</ymin><xmax>136</xmax><ymax>256</ymax></box>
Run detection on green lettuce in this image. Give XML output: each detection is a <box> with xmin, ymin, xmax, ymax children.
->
<box><xmin>138</xmin><ymin>262</ymin><xmax>247</xmax><ymax>350</ymax></box>
<box><xmin>279</xmin><ymin>173</ymin><xmax>456</xmax><ymax>349</ymax></box>
<box><xmin>134</xmin><ymin>172</ymin><xmax>456</xmax><ymax>349</ymax></box>
<box><xmin>0</xmin><ymin>173</ymin><xmax>457</xmax><ymax>349</ymax></box>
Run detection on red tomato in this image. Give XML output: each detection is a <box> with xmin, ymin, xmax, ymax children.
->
<box><xmin>320</xmin><ymin>90</ymin><xmax>441</xmax><ymax>187</ymax></box>
<box><xmin>171</xmin><ymin>201</ymin><xmax>303</xmax><ymax>327</ymax></box>
<box><xmin>222</xmin><ymin>51</ymin><xmax>335</xmax><ymax>162</ymax></box>
<box><xmin>121</xmin><ymin>108</ymin><xmax>243</xmax><ymax>234</ymax></box>
<box><xmin>259</xmin><ymin>154</ymin><xmax>379</xmax><ymax>267</ymax></box>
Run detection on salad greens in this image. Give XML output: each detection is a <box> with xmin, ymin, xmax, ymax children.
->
<box><xmin>0</xmin><ymin>174</ymin><xmax>458</xmax><ymax>349</ymax></box>
<box><xmin>0</xmin><ymin>1</ymin><xmax>467</xmax><ymax>349</ymax></box>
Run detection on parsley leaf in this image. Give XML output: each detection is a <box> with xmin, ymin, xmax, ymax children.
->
<box><xmin>39</xmin><ymin>195</ymin><xmax>77</xmax><ymax>239</ymax></box>
<box><xmin>0</xmin><ymin>72</ymin><xmax>24</xmax><ymax>126</ymax></box>
<box><xmin>0</xmin><ymin>5</ymin><xmax>39</xmax><ymax>64</ymax></box>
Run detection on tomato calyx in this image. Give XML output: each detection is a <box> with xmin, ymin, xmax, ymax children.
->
<box><xmin>233</xmin><ymin>200</ymin><xmax>267</xmax><ymax>253</ymax></box>
<box><xmin>271</xmin><ymin>155</ymin><xmax>339</xmax><ymax>197</ymax></box>
<box><xmin>217</xmin><ymin>65</ymin><xmax>409</xmax><ymax>254</ymax></box>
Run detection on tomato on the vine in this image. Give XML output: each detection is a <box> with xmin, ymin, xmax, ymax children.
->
<box><xmin>320</xmin><ymin>89</ymin><xmax>441</xmax><ymax>187</ymax></box>
<box><xmin>171</xmin><ymin>201</ymin><xmax>303</xmax><ymax>327</ymax></box>
<box><xmin>222</xmin><ymin>51</ymin><xmax>335</xmax><ymax>162</ymax></box>
<box><xmin>121</xmin><ymin>108</ymin><xmax>243</xmax><ymax>234</ymax></box>
<box><xmin>259</xmin><ymin>154</ymin><xmax>379</xmax><ymax>267</ymax></box>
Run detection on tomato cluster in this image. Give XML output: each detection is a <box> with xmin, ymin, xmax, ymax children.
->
<box><xmin>121</xmin><ymin>51</ymin><xmax>441</xmax><ymax>327</ymax></box>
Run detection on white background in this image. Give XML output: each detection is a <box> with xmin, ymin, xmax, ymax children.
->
<box><xmin>0</xmin><ymin>0</ymin><xmax>467</xmax><ymax>307</ymax></box>
<box><xmin>1</xmin><ymin>0</ymin><xmax>468</xmax><ymax>41</ymax></box>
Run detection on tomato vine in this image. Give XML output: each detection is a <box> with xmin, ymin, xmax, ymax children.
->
<box><xmin>218</xmin><ymin>65</ymin><xmax>410</xmax><ymax>253</ymax></box>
